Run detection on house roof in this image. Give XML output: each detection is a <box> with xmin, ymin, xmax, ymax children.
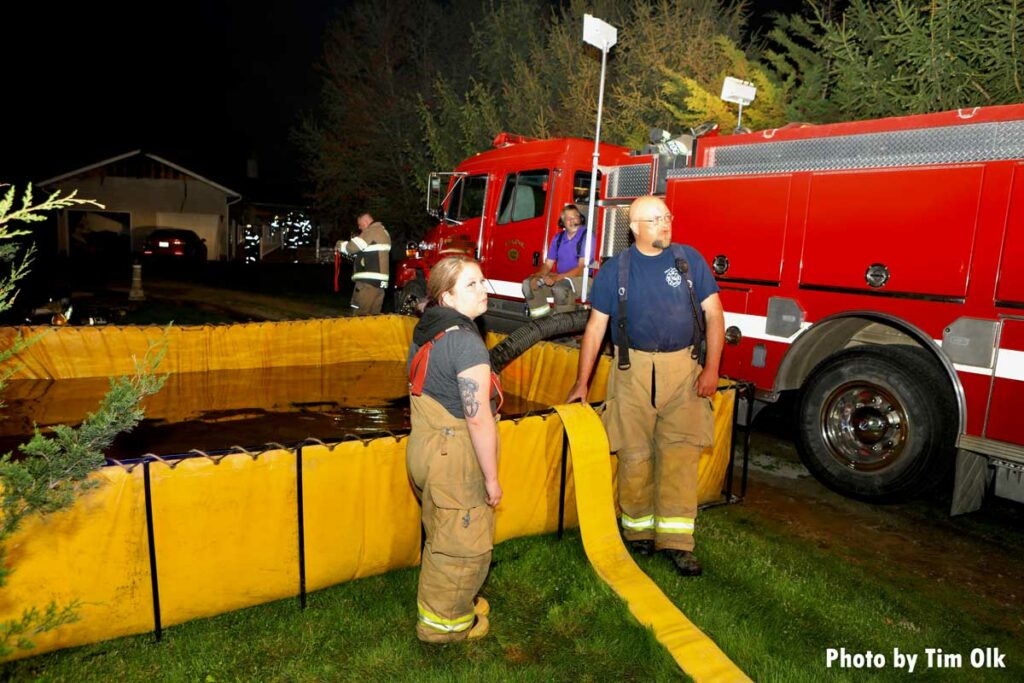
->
<box><xmin>38</xmin><ymin>150</ymin><xmax>241</xmax><ymax>199</ymax></box>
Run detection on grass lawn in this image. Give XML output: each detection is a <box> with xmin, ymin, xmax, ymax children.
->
<box><xmin>4</xmin><ymin>503</ymin><xmax>1021</xmax><ymax>682</ymax></box>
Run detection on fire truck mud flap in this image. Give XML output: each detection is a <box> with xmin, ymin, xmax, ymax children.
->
<box><xmin>795</xmin><ymin>345</ymin><xmax>957</xmax><ymax>501</ymax></box>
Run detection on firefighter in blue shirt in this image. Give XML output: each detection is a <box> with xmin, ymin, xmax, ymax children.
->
<box><xmin>567</xmin><ymin>195</ymin><xmax>725</xmax><ymax>576</ymax></box>
<box><xmin>522</xmin><ymin>205</ymin><xmax>597</xmax><ymax>317</ymax></box>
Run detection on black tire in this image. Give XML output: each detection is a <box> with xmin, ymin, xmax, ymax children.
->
<box><xmin>795</xmin><ymin>344</ymin><xmax>957</xmax><ymax>502</ymax></box>
<box><xmin>396</xmin><ymin>279</ymin><xmax>427</xmax><ymax>315</ymax></box>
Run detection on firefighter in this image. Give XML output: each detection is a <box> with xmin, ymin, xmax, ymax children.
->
<box><xmin>407</xmin><ymin>255</ymin><xmax>502</xmax><ymax>642</ymax></box>
<box><xmin>521</xmin><ymin>204</ymin><xmax>596</xmax><ymax>317</ymax></box>
<box><xmin>337</xmin><ymin>212</ymin><xmax>391</xmax><ymax>315</ymax></box>
<box><xmin>566</xmin><ymin>195</ymin><xmax>724</xmax><ymax>576</ymax></box>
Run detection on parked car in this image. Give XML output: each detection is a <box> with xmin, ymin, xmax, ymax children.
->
<box><xmin>142</xmin><ymin>229</ymin><xmax>208</xmax><ymax>262</ymax></box>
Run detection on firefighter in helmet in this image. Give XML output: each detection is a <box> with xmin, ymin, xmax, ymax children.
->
<box><xmin>407</xmin><ymin>255</ymin><xmax>502</xmax><ymax>642</ymax></box>
<box><xmin>337</xmin><ymin>212</ymin><xmax>391</xmax><ymax>315</ymax></box>
<box><xmin>567</xmin><ymin>195</ymin><xmax>725</xmax><ymax>576</ymax></box>
<box><xmin>521</xmin><ymin>204</ymin><xmax>597</xmax><ymax>318</ymax></box>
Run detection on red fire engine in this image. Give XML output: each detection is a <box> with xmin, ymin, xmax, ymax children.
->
<box><xmin>395</xmin><ymin>104</ymin><xmax>1024</xmax><ymax>513</ymax></box>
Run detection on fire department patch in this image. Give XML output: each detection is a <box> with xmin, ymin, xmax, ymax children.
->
<box><xmin>664</xmin><ymin>266</ymin><xmax>682</xmax><ymax>288</ymax></box>
<box><xmin>508</xmin><ymin>248</ymin><xmax>519</xmax><ymax>261</ymax></box>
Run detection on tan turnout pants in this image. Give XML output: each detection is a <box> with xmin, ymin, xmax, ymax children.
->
<box><xmin>351</xmin><ymin>280</ymin><xmax>385</xmax><ymax>316</ymax></box>
<box><xmin>522</xmin><ymin>275</ymin><xmax>582</xmax><ymax>317</ymax></box>
<box><xmin>602</xmin><ymin>348</ymin><xmax>713</xmax><ymax>552</ymax></box>
<box><xmin>407</xmin><ymin>393</ymin><xmax>495</xmax><ymax>642</ymax></box>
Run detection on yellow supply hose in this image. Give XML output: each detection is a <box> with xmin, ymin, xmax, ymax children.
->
<box><xmin>553</xmin><ymin>403</ymin><xmax>751</xmax><ymax>683</ymax></box>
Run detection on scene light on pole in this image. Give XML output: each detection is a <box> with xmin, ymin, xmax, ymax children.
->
<box><xmin>580</xmin><ymin>14</ymin><xmax>618</xmax><ymax>304</ymax></box>
<box><xmin>720</xmin><ymin>76</ymin><xmax>757</xmax><ymax>134</ymax></box>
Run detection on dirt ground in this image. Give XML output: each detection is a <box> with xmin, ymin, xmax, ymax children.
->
<box><xmin>736</xmin><ymin>432</ymin><xmax>1024</xmax><ymax>634</ymax></box>
<box><xmin>103</xmin><ymin>277</ymin><xmax>345</xmax><ymax>321</ymax></box>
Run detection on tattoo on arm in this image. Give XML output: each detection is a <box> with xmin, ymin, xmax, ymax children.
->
<box><xmin>458</xmin><ymin>376</ymin><xmax>481</xmax><ymax>417</ymax></box>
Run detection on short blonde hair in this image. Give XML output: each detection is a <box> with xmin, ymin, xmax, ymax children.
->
<box><xmin>428</xmin><ymin>255</ymin><xmax>478</xmax><ymax>304</ymax></box>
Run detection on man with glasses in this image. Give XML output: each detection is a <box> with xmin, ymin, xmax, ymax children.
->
<box><xmin>567</xmin><ymin>195</ymin><xmax>724</xmax><ymax>576</ymax></box>
<box><xmin>522</xmin><ymin>205</ymin><xmax>596</xmax><ymax>318</ymax></box>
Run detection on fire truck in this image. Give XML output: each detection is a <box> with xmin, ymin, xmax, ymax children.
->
<box><xmin>395</xmin><ymin>104</ymin><xmax>1024</xmax><ymax>513</ymax></box>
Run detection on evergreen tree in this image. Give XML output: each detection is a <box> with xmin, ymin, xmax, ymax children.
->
<box><xmin>766</xmin><ymin>0</ymin><xmax>1024</xmax><ymax>122</ymax></box>
<box><xmin>419</xmin><ymin>0</ymin><xmax>750</xmax><ymax>168</ymax></box>
<box><xmin>0</xmin><ymin>185</ymin><xmax>167</xmax><ymax>654</ymax></box>
<box><xmin>762</xmin><ymin>12</ymin><xmax>840</xmax><ymax>122</ymax></box>
<box><xmin>660</xmin><ymin>35</ymin><xmax>788</xmax><ymax>133</ymax></box>
<box><xmin>295</xmin><ymin>0</ymin><xmax>483</xmax><ymax>245</ymax></box>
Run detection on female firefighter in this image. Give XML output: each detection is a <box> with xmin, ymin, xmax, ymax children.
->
<box><xmin>406</xmin><ymin>255</ymin><xmax>502</xmax><ymax>642</ymax></box>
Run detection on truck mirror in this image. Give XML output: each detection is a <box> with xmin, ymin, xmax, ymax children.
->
<box><xmin>427</xmin><ymin>175</ymin><xmax>442</xmax><ymax>217</ymax></box>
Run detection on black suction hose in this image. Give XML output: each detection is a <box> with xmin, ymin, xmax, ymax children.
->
<box><xmin>489</xmin><ymin>310</ymin><xmax>589</xmax><ymax>373</ymax></box>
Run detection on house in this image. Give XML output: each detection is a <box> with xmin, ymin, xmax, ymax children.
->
<box><xmin>39</xmin><ymin>151</ymin><xmax>242</xmax><ymax>261</ymax></box>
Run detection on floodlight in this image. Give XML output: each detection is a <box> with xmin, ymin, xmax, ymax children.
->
<box><xmin>579</xmin><ymin>14</ymin><xmax>619</xmax><ymax>302</ymax></box>
<box><xmin>720</xmin><ymin>76</ymin><xmax>757</xmax><ymax>133</ymax></box>
<box><xmin>720</xmin><ymin>77</ymin><xmax>757</xmax><ymax>106</ymax></box>
<box><xmin>582</xmin><ymin>14</ymin><xmax>617</xmax><ymax>50</ymax></box>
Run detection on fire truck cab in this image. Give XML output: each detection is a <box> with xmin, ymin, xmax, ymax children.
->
<box><xmin>395</xmin><ymin>133</ymin><xmax>637</xmax><ymax>323</ymax></box>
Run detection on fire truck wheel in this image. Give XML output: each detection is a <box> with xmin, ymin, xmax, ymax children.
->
<box><xmin>796</xmin><ymin>344</ymin><xmax>956</xmax><ymax>501</ymax></box>
<box><xmin>397</xmin><ymin>279</ymin><xmax>427</xmax><ymax>315</ymax></box>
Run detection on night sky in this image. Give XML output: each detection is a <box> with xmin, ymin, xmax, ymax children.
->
<box><xmin>2</xmin><ymin>0</ymin><xmax>804</xmax><ymax>204</ymax></box>
<box><xmin>2</xmin><ymin>0</ymin><xmax>335</xmax><ymax>202</ymax></box>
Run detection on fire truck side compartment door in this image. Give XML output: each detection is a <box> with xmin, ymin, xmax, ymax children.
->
<box><xmin>665</xmin><ymin>174</ymin><xmax>791</xmax><ymax>284</ymax></box>
<box><xmin>800</xmin><ymin>166</ymin><xmax>984</xmax><ymax>298</ymax></box>
<box><xmin>718</xmin><ymin>287</ymin><xmax>749</xmax><ymax>377</ymax></box>
<box><xmin>995</xmin><ymin>164</ymin><xmax>1024</xmax><ymax>307</ymax></box>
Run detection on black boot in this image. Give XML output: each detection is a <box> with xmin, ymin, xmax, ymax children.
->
<box><xmin>628</xmin><ymin>539</ymin><xmax>655</xmax><ymax>556</ymax></box>
<box><xmin>666</xmin><ymin>550</ymin><xmax>703</xmax><ymax>576</ymax></box>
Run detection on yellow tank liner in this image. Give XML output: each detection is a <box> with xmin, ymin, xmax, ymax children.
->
<box><xmin>0</xmin><ymin>317</ymin><xmax>748</xmax><ymax>680</ymax></box>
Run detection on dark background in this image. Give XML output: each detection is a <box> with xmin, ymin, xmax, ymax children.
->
<box><xmin>1</xmin><ymin>0</ymin><xmax>335</xmax><ymax>203</ymax></box>
<box><xmin>1</xmin><ymin>0</ymin><xmax>805</xmax><ymax>203</ymax></box>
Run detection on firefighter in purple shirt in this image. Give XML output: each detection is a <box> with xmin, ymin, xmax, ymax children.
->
<box><xmin>522</xmin><ymin>205</ymin><xmax>597</xmax><ymax>318</ymax></box>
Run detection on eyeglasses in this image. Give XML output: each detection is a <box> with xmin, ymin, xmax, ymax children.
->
<box><xmin>636</xmin><ymin>213</ymin><xmax>673</xmax><ymax>226</ymax></box>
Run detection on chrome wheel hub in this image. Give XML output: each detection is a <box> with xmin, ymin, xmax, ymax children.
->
<box><xmin>820</xmin><ymin>382</ymin><xmax>908</xmax><ymax>471</ymax></box>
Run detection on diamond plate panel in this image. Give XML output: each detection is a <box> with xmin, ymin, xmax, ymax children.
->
<box><xmin>607</xmin><ymin>164</ymin><xmax>652</xmax><ymax>198</ymax></box>
<box><xmin>601</xmin><ymin>205</ymin><xmax>632</xmax><ymax>257</ymax></box>
<box><xmin>667</xmin><ymin>119</ymin><xmax>1024</xmax><ymax>179</ymax></box>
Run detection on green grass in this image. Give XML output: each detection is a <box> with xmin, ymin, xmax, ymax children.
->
<box><xmin>4</xmin><ymin>507</ymin><xmax>1021</xmax><ymax>682</ymax></box>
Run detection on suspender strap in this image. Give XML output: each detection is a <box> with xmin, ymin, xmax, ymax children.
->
<box><xmin>490</xmin><ymin>373</ymin><xmax>504</xmax><ymax>413</ymax></box>
<box><xmin>409</xmin><ymin>326</ymin><xmax>504</xmax><ymax>412</ymax></box>
<box><xmin>555</xmin><ymin>228</ymin><xmax>588</xmax><ymax>260</ymax></box>
<box><xmin>616</xmin><ymin>248</ymin><xmax>632</xmax><ymax>370</ymax></box>
<box><xmin>408</xmin><ymin>328</ymin><xmax>453</xmax><ymax>396</ymax></box>
<box><xmin>671</xmin><ymin>244</ymin><xmax>707</xmax><ymax>366</ymax></box>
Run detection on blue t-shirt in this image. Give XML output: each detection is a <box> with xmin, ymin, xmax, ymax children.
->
<box><xmin>591</xmin><ymin>244</ymin><xmax>719</xmax><ymax>352</ymax></box>
<box><xmin>547</xmin><ymin>228</ymin><xmax>597</xmax><ymax>274</ymax></box>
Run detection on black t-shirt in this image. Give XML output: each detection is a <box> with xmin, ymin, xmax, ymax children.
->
<box><xmin>408</xmin><ymin>329</ymin><xmax>491</xmax><ymax>419</ymax></box>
